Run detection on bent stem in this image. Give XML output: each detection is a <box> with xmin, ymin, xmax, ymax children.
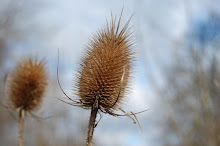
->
<box><xmin>18</xmin><ymin>109</ymin><xmax>25</xmax><ymax>146</ymax></box>
<box><xmin>87</xmin><ymin>107</ymin><xmax>98</xmax><ymax>146</ymax></box>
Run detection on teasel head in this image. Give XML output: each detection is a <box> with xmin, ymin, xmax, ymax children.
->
<box><xmin>3</xmin><ymin>58</ymin><xmax>48</xmax><ymax>146</ymax></box>
<box><xmin>8</xmin><ymin>58</ymin><xmax>48</xmax><ymax>112</ymax></box>
<box><xmin>57</xmin><ymin>12</ymin><xmax>145</xmax><ymax>146</ymax></box>
<box><xmin>73</xmin><ymin>13</ymin><xmax>134</xmax><ymax>115</ymax></box>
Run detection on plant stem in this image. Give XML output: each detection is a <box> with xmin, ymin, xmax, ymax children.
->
<box><xmin>87</xmin><ymin>107</ymin><xmax>98</xmax><ymax>146</ymax></box>
<box><xmin>18</xmin><ymin>109</ymin><xmax>25</xmax><ymax>146</ymax></box>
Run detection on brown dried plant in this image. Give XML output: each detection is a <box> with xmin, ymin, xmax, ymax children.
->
<box><xmin>5</xmin><ymin>58</ymin><xmax>47</xmax><ymax>146</ymax></box>
<box><xmin>57</xmin><ymin>11</ymin><xmax>146</xmax><ymax>146</ymax></box>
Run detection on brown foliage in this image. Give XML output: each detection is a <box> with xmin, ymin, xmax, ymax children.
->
<box><xmin>9</xmin><ymin>58</ymin><xmax>47</xmax><ymax>111</ymax></box>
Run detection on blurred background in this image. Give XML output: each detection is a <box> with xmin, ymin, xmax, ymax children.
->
<box><xmin>0</xmin><ymin>0</ymin><xmax>220</xmax><ymax>146</ymax></box>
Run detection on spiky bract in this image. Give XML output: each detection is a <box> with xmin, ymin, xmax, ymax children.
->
<box><xmin>75</xmin><ymin>16</ymin><xmax>134</xmax><ymax>112</ymax></box>
<box><xmin>9</xmin><ymin>58</ymin><xmax>47</xmax><ymax>111</ymax></box>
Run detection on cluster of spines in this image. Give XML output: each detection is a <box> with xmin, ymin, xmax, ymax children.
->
<box><xmin>75</xmin><ymin>15</ymin><xmax>134</xmax><ymax>112</ymax></box>
<box><xmin>9</xmin><ymin>58</ymin><xmax>47</xmax><ymax>111</ymax></box>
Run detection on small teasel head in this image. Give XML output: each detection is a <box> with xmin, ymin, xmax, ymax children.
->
<box><xmin>8</xmin><ymin>58</ymin><xmax>48</xmax><ymax>111</ymax></box>
<box><xmin>74</xmin><ymin>12</ymin><xmax>135</xmax><ymax>114</ymax></box>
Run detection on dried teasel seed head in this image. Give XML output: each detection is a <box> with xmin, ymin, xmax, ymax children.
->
<box><xmin>8</xmin><ymin>58</ymin><xmax>48</xmax><ymax>111</ymax></box>
<box><xmin>75</xmin><ymin>14</ymin><xmax>134</xmax><ymax>112</ymax></box>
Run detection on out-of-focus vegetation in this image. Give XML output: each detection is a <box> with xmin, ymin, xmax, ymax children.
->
<box><xmin>0</xmin><ymin>1</ymin><xmax>86</xmax><ymax>146</ymax></box>
<box><xmin>138</xmin><ymin>2</ymin><xmax>220</xmax><ymax>145</ymax></box>
<box><xmin>162</xmin><ymin>15</ymin><xmax>220</xmax><ymax>145</ymax></box>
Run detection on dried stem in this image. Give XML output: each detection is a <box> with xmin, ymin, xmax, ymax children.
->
<box><xmin>18</xmin><ymin>109</ymin><xmax>25</xmax><ymax>146</ymax></box>
<box><xmin>87</xmin><ymin>107</ymin><xmax>98</xmax><ymax>146</ymax></box>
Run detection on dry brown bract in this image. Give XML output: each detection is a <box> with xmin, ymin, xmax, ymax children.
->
<box><xmin>9</xmin><ymin>58</ymin><xmax>47</xmax><ymax>111</ymax></box>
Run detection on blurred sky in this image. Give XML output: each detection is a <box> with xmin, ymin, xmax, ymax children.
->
<box><xmin>1</xmin><ymin>0</ymin><xmax>220</xmax><ymax>146</ymax></box>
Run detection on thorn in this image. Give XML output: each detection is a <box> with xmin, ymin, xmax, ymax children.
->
<box><xmin>131</xmin><ymin>111</ymin><xmax>144</xmax><ymax>133</ymax></box>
